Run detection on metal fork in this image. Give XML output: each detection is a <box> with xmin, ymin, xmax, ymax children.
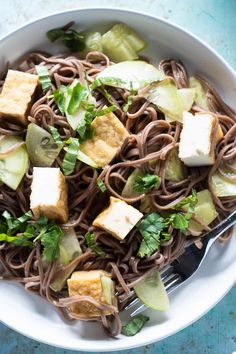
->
<box><xmin>124</xmin><ymin>209</ymin><xmax>236</xmax><ymax>317</ymax></box>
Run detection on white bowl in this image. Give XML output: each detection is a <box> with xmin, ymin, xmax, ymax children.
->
<box><xmin>0</xmin><ymin>8</ymin><xmax>235</xmax><ymax>352</ymax></box>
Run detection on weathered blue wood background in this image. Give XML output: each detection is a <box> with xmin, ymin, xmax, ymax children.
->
<box><xmin>0</xmin><ymin>1</ymin><xmax>235</xmax><ymax>353</ymax></box>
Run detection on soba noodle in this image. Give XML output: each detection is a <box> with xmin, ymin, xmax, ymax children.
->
<box><xmin>0</xmin><ymin>51</ymin><xmax>235</xmax><ymax>336</ymax></box>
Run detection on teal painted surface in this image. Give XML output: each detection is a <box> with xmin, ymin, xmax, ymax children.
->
<box><xmin>0</xmin><ymin>1</ymin><xmax>236</xmax><ymax>353</ymax></box>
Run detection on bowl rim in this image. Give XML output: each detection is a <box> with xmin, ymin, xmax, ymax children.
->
<box><xmin>0</xmin><ymin>6</ymin><xmax>235</xmax><ymax>352</ymax></box>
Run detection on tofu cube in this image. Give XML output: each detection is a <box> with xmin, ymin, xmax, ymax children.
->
<box><xmin>0</xmin><ymin>70</ymin><xmax>39</xmax><ymax>125</ymax></box>
<box><xmin>30</xmin><ymin>167</ymin><xmax>68</xmax><ymax>223</ymax></box>
<box><xmin>93</xmin><ymin>197</ymin><xmax>143</xmax><ymax>240</ymax></box>
<box><xmin>80</xmin><ymin>111</ymin><xmax>129</xmax><ymax>167</ymax></box>
<box><xmin>178</xmin><ymin>112</ymin><xmax>223</xmax><ymax>166</ymax></box>
<box><xmin>67</xmin><ymin>270</ymin><xmax>117</xmax><ymax>317</ymax></box>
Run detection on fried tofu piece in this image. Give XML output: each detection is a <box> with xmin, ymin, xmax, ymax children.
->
<box><xmin>93</xmin><ymin>197</ymin><xmax>143</xmax><ymax>240</ymax></box>
<box><xmin>67</xmin><ymin>270</ymin><xmax>116</xmax><ymax>317</ymax></box>
<box><xmin>30</xmin><ymin>167</ymin><xmax>68</xmax><ymax>223</ymax></box>
<box><xmin>0</xmin><ymin>70</ymin><xmax>39</xmax><ymax>125</ymax></box>
<box><xmin>80</xmin><ymin>111</ymin><xmax>129</xmax><ymax>167</ymax></box>
<box><xmin>178</xmin><ymin>112</ymin><xmax>223</xmax><ymax>166</ymax></box>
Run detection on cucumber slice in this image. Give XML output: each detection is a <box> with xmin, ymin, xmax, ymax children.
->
<box><xmin>101</xmin><ymin>22</ymin><xmax>147</xmax><ymax>62</ymax></box>
<box><xmin>110</xmin><ymin>23</ymin><xmax>147</xmax><ymax>53</ymax></box>
<box><xmin>59</xmin><ymin>228</ymin><xmax>82</xmax><ymax>265</ymax></box>
<box><xmin>83</xmin><ymin>31</ymin><xmax>103</xmax><ymax>53</ymax></box>
<box><xmin>50</xmin><ymin>228</ymin><xmax>82</xmax><ymax>292</ymax></box>
<box><xmin>96</xmin><ymin>61</ymin><xmax>164</xmax><ymax>91</ymax></box>
<box><xmin>122</xmin><ymin>168</ymin><xmax>143</xmax><ymax>198</ymax></box>
<box><xmin>177</xmin><ymin>88</ymin><xmax>196</xmax><ymax>112</ymax></box>
<box><xmin>101</xmin><ymin>276</ymin><xmax>115</xmax><ymax>305</ymax></box>
<box><xmin>140</xmin><ymin>196</ymin><xmax>154</xmax><ymax>213</ymax></box>
<box><xmin>77</xmin><ymin>149</ymin><xmax>98</xmax><ymax>168</ymax></box>
<box><xmin>189</xmin><ymin>76</ymin><xmax>209</xmax><ymax>110</ymax></box>
<box><xmin>0</xmin><ymin>135</ymin><xmax>29</xmax><ymax>190</ymax></box>
<box><xmin>140</xmin><ymin>78</ymin><xmax>185</xmax><ymax>122</ymax></box>
<box><xmin>26</xmin><ymin>123</ymin><xmax>63</xmax><ymax>167</ymax></box>
<box><xmin>143</xmin><ymin>83</ymin><xmax>195</xmax><ymax>123</ymax></box>
<box><xmin>134</xmin><ymin>269</ymin><xmax>170</xmax><ymax>311</ymax></box>
<box><xmin>211</xmin><ymin>172</ymin><xmax>236</xmax><ymax>197</ymax></box>
<box><xmin>188</xmin><ymin>189</ymin><xmax>218</xmax><ymax>233</ymax></box>
<box><xmin>165</xmin><ymin>148</ymin><xmax>186</xmax><ymax>182</ymax></box>
<box><xmin>102</xmin><ymin>31</ymin><xmax>138</xmax><ymax>62</ymax></box>
<box><xmin>64</xmin><ymin>146</ymin><xmax>98</xmax><ymax>168</ymax></box>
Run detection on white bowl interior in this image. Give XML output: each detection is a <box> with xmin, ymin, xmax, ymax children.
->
<box><xmin>0</xmin><ymin>8</ymin><xmax>235</xmax><ymax>352</ymax></box>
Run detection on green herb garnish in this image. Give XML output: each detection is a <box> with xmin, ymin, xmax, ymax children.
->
<box><xmin>53</xmin><ymin>85</ymin><xmax>67</xmax><ymax>114</ymax></box>
<box><xmin>0</xmin><ymin>212</ymin><xmax>63</xmax><ymax>262</ymax></box>
<box><xmin>53</xmin><ymin>79</ymin><xmax>116</xmax><ymax>142</ymax></box>
<box><xmin>77</xmin><ymin>104</ymin><xmax>116</xmax><ymax>141</ymax></box>
<box><xmin>53</xmin><ymin>80</ymin><xmax>87</xmax><ymax>116</ymax></box>
<box><xmin>85</xmin><ymin>232</ymin><xmax>106</xmax><ymax>257</ymax></box>
<box><xmin>91</xmin><ymin>77</ymin><xmax>128</xmax><ymax>91</ymax></box>
<box><xmin>137</xmin><ymin>190</ymin><xmax>198</xmax><ymax>257</ymax></box>
<box><xmin>2</xmin><ymin>210</ymin><xmax>33</xmax><ymax>232</ymax></box>
<box><xmin>121</xmin><ymin>314</ymin><xmax>149</xmax><ymax>336</ymax></box>
<box><xmin>133</xmin><ymin>174</ymin><xmax>161</xmax><ymax>193</ymax></box>
<box><xmin>40</xmin><ymin>223</ymin><xmax>64</xmax><ymax>262</ymax></box>
<box><xmin>97</xmin><ymin>178</ymin><xmax>107</xmax><ymax>192</ymax></box>
<box><xmin>123</xmin><ymin>95</ymin><xmax>134</xmax><ymax>112</ymax></box>
<box><xmin>48</xmin><ymin>126</ymin><xmax>63</xmax><ymax>143</ymax></box>
<box><xmin>46</xmin><ymin>22</ymin><xmax>85</xmax><ymax>51</ymax></box>
<box><xmin>35</xmin><ymin>65</ymin><xmax>52</xmax><ymax>92</ymax></box>
<box><xmin>123</xmin><ymin>87</ymin><xmax>136</xmax><ymax>112</ymax></box>
<box><xmin>62</xmin><ymin>138</ymin><xmax>80</xmax><ymax>175</ymax></box>
<box><xmin>137</xmin><ymin>213</ymin><xmax>168</xmax><ymax>258</ymax></box>
<box><xmin>174</xmin><ymin>189</ymin><xmax>198</xmax><ymax>220</ymax></box>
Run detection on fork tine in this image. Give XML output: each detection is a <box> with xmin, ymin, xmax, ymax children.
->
<box><xmin>160</xmin><ymin>265</ymin><xmax>175</xmax><ymax>280</ymax></box>
<box><xmin>164</xmin><ymin>273</ymin><xmax>182</xmax><ymax>292</ymax></box>
<box><xmin>124</xmin><ymin>270</ymin><xmax>181</xmax><ymax>312</ymax></box>
<box><xmin>163</xmin><ymin>272</ymin><xmax>180</xmax><ymax>286</ymax></box>
<box><xmin>119</xmin><ymin>265</ymin><xmax>174</xmax><ymax>304</ymax></box>
<box><xmin>124</xmin><ymin>297</ymin><xmax>140</xmax><ymax>310</ymax></box>
<box><xmin>130</xmin><ymin>273</ymin><xmax>182</xmax><ymax>317</ymax></box>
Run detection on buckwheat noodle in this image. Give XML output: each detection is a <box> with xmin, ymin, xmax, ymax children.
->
<box><xmin>0</xmin><ymin>52</ymin><xmax>235</xmax><ymax>336</ymax></box>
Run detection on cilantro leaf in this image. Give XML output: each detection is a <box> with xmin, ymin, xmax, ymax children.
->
<box><xmin>85</xmin><ymin>232</ymin><xmax>106</xmax><ymax>257</ymax></box>
<box><xmin>137</xmin><ymin>213</ymin><xmax>169</xmax><ymax>258</ymax></box>
<box><xmin>0</xmin><ymin>212</ymin><xmax>64</xmax><ymax>262</ymax></box>
<box><xmin>174</xmin><ymin>190</ymin><xmax>198</xmax><ymax>220</ymax></box>
<box><xmin>170</xmin><ymin>190</ymin><xmax>198</xmax><ymax>229</ymax></box>
<box><xmin>40</xmin><ymin>224</ymin><xmax>64</xmax><ymax>262</ymax></box>
<box><xmin>168</xmin><ymin>213</ymin><xmax>189</xmax><ymax>230</ymax></box>
<box><xmin>47</xmin><ymin>23</ymin><xmax>85</xmax><ymax>51</ymax></box>
<box><xmin>133</xmin><ymin>174</ymin><xmax>161</xmax><ymax>193</ymax></box>
<box><xmin>121</xmin><ymin>314</ymin><xmax>149</xmax><ymax>336</ymax></box>
<box><xmin>35</xmin><ymin>65</ymin><xmax>52</xmax><ymax>92</ymax></box>
<box><xmin>137</xmin><ymin>191</ymin><xmax>198</xmax><ymax>258</ymax></box>
<box><xmin>97</xmin><ymin>178</ymin><xmax>107</xmax><ymax>192</ymax></box>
